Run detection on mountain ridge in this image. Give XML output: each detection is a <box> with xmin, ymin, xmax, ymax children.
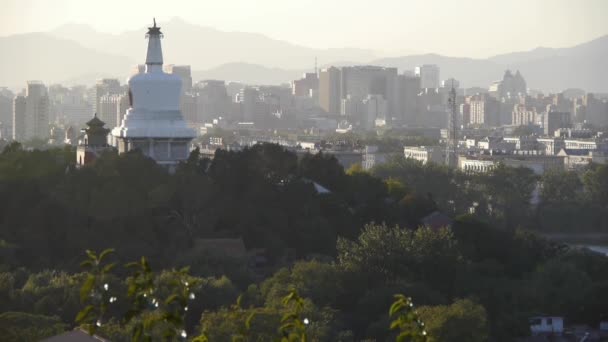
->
<box><xmin>1</xmin><ymin>18</ymin><xmax>606</xmax><ymax>92</ymax></box>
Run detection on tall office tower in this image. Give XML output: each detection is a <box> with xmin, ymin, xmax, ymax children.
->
<box><xmin>572</xmin><ymin>97</ymin><xmax>586</xmax><ymax>123</ymax></box>
<box><xmin>292</xmin><ymin>72</ymin><xmax>319</xmax><ymax>97</ymax></box>
<box><xmin>415</xmin><ymin>64</ymin><xmax>440</xmax><ymax>89</ymax></box>
<box><xmin>552</xmin><ymin>93</ymin><xmax>572</xmax><ymax>113</ymax></box>
<box><xmin>512</xmin><ymin>104</ymin><xmax>538</xmax><ymax>126</ymax></box>
<box><xmin>469</xmin><ymin>94</ymin><xmax>499</xmax><ymax>126</ymax></box>
<box><xmin>12</xmin><ymin>95</ymin><xmax>26</xmax><ymax>141</ymax></box>
<box><xmin>16</xmin><ymin>81</ymin><xmax>50</xmax><ymax>141</ymax></box>
<box><xmin>164</xmin><ymin>65</ymin><xmax>193</xmax><ymax>94</ymax></box>
<box><xmin>340</xmin><ymin>66</ymin><xmax>399</xmax><ymax>119</ymax></box>
<box><xmin>195</xmin><ymin>80</ymin><xmax>230</xmax><ymax>123</ymax></box>
<box><xmin>98</xmin><ymin>94</ymin><xmax>123</xmax><ymax>128</ymax></box>
<box><xmin>48</xmin><ymin>84</ymin><xmax>69</xmax><ymax>125</ymax></box>
<box><xmin>237</xmin><ymin>87</ymin><xmax>260</xmax><ymax>122</ymax></box>
<box><xmin>362</xmin><ymin>95</ymin><xmax>387</xmax><ymax>130</ymax></box>
<box><xmin>584</xmin><ymin>94</ymin><xmax>608</xmax><ymax>127</ymax></box>
<box><xmin>111</xmin><ymin>19</ymin><xmax>195</xmax><ymax>168</ymax></box>
<box><xmin>397</xmin><ymin>73</ymin><xmax>421</xmax><ymax>124</ymax></box>
<box><xmin>165</xmin><ymin>65</ymin><xmax>195</xmax><ymax>124</ymax></box>
<box><xmin>460</xmin><ymin>103</ymin><xmax>471</xmax><ymax>127</ymax></box>
<box><xmin>543</xmin><ymin>110</ymin><xmax>571</xmax><ymax>136</ymax></box>
<box><xmin>94</xmin><ymin>79</ymin><xmax>122</xmax><ymax>114</ymax></box>
<box><xmin>0</xmin><ymin>88</ymin><xmax>14</xmax><ymax>139</ymax></box>
<box><xmin>318</xmin><ymin>67</ymin><xmax>341</xmax><ymax>114</ymax></box>
<box><xmin>59</xmin><ymin>86</ymin><xmax>92</xmax><ymax>127</ymax></box>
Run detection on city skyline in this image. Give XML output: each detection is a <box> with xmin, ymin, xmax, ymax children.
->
<box><xmin>2</xmin><ymin>0</ymin><xmax>608</xmax><ymax>58</ymax></box>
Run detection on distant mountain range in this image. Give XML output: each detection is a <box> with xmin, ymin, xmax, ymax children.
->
<box><xmin>370</xmin><ymin>34</ymin><xmax>608</xmax><ymax>93</ymax></box>
<box><xmin>0</xmin><ymin>17</ymin><xmax>606</xmax><ymax>93</ymax></box>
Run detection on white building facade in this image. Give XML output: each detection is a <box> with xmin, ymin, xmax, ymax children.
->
<box><xmin>111</xmin><ymin>20</ymin><xmax>195</xmax><ymax>168</ymax></box>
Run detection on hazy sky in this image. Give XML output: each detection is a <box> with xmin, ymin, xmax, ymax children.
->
<box><xmin>2</xmin><ymin>0</ymin><xmax>607</xmax><ymax>58</ymax></box>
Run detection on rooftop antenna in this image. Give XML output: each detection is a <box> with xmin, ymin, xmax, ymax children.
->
<box><xmin>445</xmin><ymin>79</ymin><xmax>458</xmax><ymax>168</ymax></box>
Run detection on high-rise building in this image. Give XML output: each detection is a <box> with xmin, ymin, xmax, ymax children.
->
<box><xmin>93</xmin><ymin>79</ymin><xmax>122</xmax><ymax>114</ymax></box>
<box><xmin>397</xmin><ymin>73</ymin><xmax>421</xmax><ymax>124</ymax></box>
<box><xmin>98</xmin><ymin>94</ymin><xmax>123</xmax><ymax>128</ymax></box>
<box><xmin>0</xmin><ymin>88</ymin><xmax>14</xmax><ymax>139</ymax></box>
<box><xmin>512</xmin><ymin>104</ymin><xmax>538</xmax><ymax>126</ymax></box>
<box><xmin>362</xmin><ymin>95</ymin><xmax>387</xmax><ymax>129</ymax></box>
<box><xmin>195</xmin><ymin>80</ymin><xmax>230</xmax><ymax>123</ymax></box>
<box><xmin>111</xmin><ymin>20</ymin><xmax>195</xmax><ymax>168</ymax></box>
<box><xmin>469</xmin><ymin>94</ymin><xmax>499</xmax><ymax>126</ymax></box>
<box><xmin>12</xmin><ymin>95</ymin><xmax>26</xmax><ymax>141</ymax></box>
<box><xmin>543</xmin><ymin>110</ymin><xmax>571</xmax><ymax>136</ymax></box>
<box><xmin>164</xmin><ymin>65</ymin><xmax>193</xmax><ymax>94</ymax></box>
<box><xmin>340</xmin><ymin>66</ymin><xmax>399</xmax><ymax>120</ymax></box>
<box><xmin>237</xmin><ymin>87</ymin><xmax>260</xmax><ymax>122</ymax></box>
<box><xmin>583</xmin><ymin>94</ymin><xmax>608</xmax><ymax>127</ymax></box>
<box><xmin>318</xmin><ymin>67</ymin><xmax>341</xmax><ymax>114</ymax></box>
<box><xmin>292</xmin><ymin>72</ymin><xmax>319</xmax><ymax>97</ymax></box>
<box><xmin>12</xmin><ymin>81</ymin><xmax>50</xmax><ymax>141</ymax></box>
<box><xmin>415</xmin><ymin>64</ymin><xmax>440</xmax><ymax>89</ymax></box>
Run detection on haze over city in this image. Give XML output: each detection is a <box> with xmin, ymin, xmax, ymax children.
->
<box><xmin>3</xmin><ymin>0</ymin><xmax>608</xmax><ymax>57</ymax></box>
<box><xmin>1</xmin><ymin>1</ymin><xmax>608</xmax><ymax>341</ymax></box>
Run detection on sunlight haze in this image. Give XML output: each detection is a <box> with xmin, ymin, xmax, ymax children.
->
<box><xmin>2</xmin><ymin>0</ymin><xmax>608</xmax><ymax>58</ymax></box>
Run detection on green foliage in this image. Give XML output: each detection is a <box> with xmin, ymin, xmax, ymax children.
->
<box><xmin>583</xmin><ymin>163</ymin><xmax>608</xmax><ymax>205</ymax></box>
<box><xmin>76</xmin><ymin>249</ymin><xmax>116</xmax><ymax>335</ymax></box>
<box><xmin>417</xmin><ymin>299</ymin><xmax>489</xmax><ymax>342</ymax></box>
<box><xmin>338</xmin><ymin>224</ymin><xmax>463</xmax><ymax>295</ymax></box>
<box><xmin>389</xmin><ymin>294</ymin><xmax>428</xmax><ymax>342</ymax></box>
<box><xmin>1</xmin><ymin>142</ymin><xmax>608</xmax><ymax>341</ymax></box>
<box><xmin>0</xmin><ymin>311</ymin><xmax>67</xmax><ymax>341</ymax></box>
<box><xmin>279</xmin><ymin>290</ymin><xmax>308</xmax><ymax>342</ymax></box>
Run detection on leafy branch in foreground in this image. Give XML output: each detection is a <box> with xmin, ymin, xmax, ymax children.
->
<box><xmin>77</xmin><ymin>250</ymin><xmax>200</xmax><ymax>341</ymax></box>
<box><xmin>76</xmin><ymin>248</ymin><xmax>116</xmax><ymax>335</ymax></box>
<box><xmin>280</xmin><ymin>289</ymin><xmax>309</xmax><ymax>342</ymax></box>
<box><xmin>389</xmin><ymin>294</ymin><xmax>428</xmax><ymax>342</ymax></box>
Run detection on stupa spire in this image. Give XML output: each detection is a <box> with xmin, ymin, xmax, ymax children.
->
<box><xmin>145</xmin><ymin>18</ymin><xmax>163</xmax><ymax>70</ymax></box>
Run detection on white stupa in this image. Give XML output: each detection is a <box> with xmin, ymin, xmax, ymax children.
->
<box><xmin>112</xmin><ymin>19</ymin><xmax>195</xmax><ymax>167</ymax></box>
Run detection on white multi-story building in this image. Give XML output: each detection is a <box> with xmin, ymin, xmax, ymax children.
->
<box><xmin>564</xmin><ymin>138</ymin><xmax>601</xmax><ymax>150</ymax></box>
<box><xmin>403</xmin><ymin>146</ymin><xmax>444</xmax><ymax>165</ymax></box>
<box><xmin>111</xmin><ymin>20</ymin><xmax>195</xmax><ymax>169</ymax></box>
<box><xmin>459</xmin><ymin>156</ymin><xmax>496</xmax><ymax>173</ymax></box>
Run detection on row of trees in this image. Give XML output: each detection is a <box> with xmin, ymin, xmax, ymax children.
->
<box><xmin>0</xmin><ymin>142</ymin><xmax>607</xmax><ymax>340</ymax></box>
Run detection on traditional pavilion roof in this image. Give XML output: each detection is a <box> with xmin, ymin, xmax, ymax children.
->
<box><xmin>84</xmin><ymin>113</ymin><xmax>110</xmax><ymax>137</ymax></box>
<box><xmin>86</xmin><ymin>113</ymin><xmax>106</xmax><ymax>128</ymax></box>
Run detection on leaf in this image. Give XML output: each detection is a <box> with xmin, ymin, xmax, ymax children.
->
<box><xmin>75</xmin><ymin>305</ymin><xmax>95</xmax><ymax>323</ymax></box>
<box><xmin>141</xmin><ymin>257</ymin><xmax>151</xmax><ymax>272</ymax></box>
<box><xmin>99</xmin><ymin>248</ymin><xmax>115</xmax><ymax>262</ymax></box>
<box><xmin>80</xmin><ymin>260</ymin><xmax>94</xmax><ymax>268</ymax></box>
<box><xmin>132</xmin><ymin>323</ymin><xmax>143</xmax><ymax>342</ymax></box>
<box><xmin>390</xmin><ymin>300</ymin><xmax>405</xmax><ymax>316</ymax></box>
<box><xmin>85</xmin><ymin>249</ymin><xmax>96</xmax><ymax>260</ymax></box>
<box><xmin>125</xmin><ymin>262</ymin><xmax>140</xmax><ymax>269</ymax></box>
<box><xmin>102</xmin><ymin>263</ymin><xmax>116</xmax><ymax>274</ymax></box>
<box><xmin>165</xmin><ymin>293</ymin><xmax>180</xmax><ymax>305</ymax></box>
<box><xmin>80</xmin><ymin>274</ymin><xmax>96</xmax><ymax>303</ymax></box>
<box><xmin>245</xmin><ymin>311</ymin><xmax>256</xmax><ymax>330</ymax></box>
